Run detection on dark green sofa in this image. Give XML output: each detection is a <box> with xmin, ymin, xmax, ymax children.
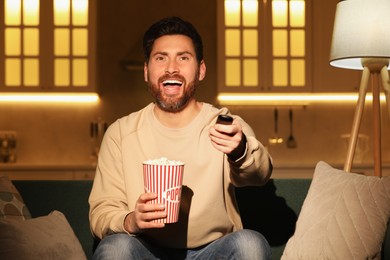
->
<box><xmin>13</xmin><ymin>179</ymin><xmax>390</xmax><ymax>260</ymax></box>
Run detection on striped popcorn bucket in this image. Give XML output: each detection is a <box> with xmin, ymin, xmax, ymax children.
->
<box><xmin>143</xmin><ymin>162</ymin><xmax>184</xmax><ymax>223</ymax></box>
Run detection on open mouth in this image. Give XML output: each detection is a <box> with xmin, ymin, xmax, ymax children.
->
<box><xmin>162</xmin><ymin>79</ymin><xmax>183</xmax><ymax>87</ymax></box>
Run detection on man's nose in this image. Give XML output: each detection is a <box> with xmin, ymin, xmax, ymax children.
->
<box><xmin>165</xmin><ymin>59</ymin><xmax>179</xmax><ymax>74</ymax></box>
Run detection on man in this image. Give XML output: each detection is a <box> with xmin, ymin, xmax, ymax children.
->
<box><xmin>89</xmin><ymin>16</ymin><xmax>273</xmax><ymax>259</ymax></box>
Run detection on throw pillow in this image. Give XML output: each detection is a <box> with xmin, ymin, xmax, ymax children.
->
<box><xmin>0</xmin><ymin>175</ymin><xmax>31</xmax><ymax>220</ymax></box>
<box><xmin>0</xmin><ymin>210</ymin><xmax>87</xmax><ymax>260</ymax></box>
<box><xmin>281</xmin><ymin>161</ymin><xmax>390</xmax><ymax>260</ymax></box>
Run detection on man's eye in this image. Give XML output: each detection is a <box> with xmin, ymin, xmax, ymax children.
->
<box><xmin>179</xmin><ymin>56</ymin><xmax>189</xmax><ymax>61</ymax></box>
<box><xmin>155</xmin><ymin>56</ymin><xmax>165</xmax><ymax>61</ymax></box>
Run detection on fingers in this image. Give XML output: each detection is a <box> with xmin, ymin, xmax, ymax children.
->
<box><xmin>137</xmin><ymin>194</ymin><xmax>166</xmax><ymax>222</ymax></box>
<box><xmin>128</xmin><ymin>193</ymin><xmax>167</xmax><ymax>233</ymax></box>
<box><xmin>209</xmin><ymin>120</ymin><xmax>243</xmax><ymax>154</ymax></box>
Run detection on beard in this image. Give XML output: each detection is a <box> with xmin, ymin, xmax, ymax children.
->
<box><xmin>147</xmin><ymin>71</ymin><xmax>199</xmax><ymax>113</ymax></box>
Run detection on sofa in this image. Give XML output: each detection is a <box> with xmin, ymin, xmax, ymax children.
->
<box><xmin>10</xmin><ymin>177</ymin><xmax>390</xmax><ymax>260</ymax></box>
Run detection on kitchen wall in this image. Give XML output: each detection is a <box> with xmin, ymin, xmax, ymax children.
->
<box><xmin>0</xmin><ymin>0</ymin><xmax>389</xmax><ymax>174</ymax></box>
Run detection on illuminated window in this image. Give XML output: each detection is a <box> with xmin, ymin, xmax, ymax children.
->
<box><xmin>218</xmin><ymin>0</ymin><xmax>310</xmax><ymax>92</ymax></box>
<box><xmin>1</xmin><ymin>0</ymin><xmax>95</xmax><ymax>91</ymax></box>
<box><xmin>54</xmin><ymin>0</ymin><xmax>88</xmax><ymax>87</ymax></box>
<box><xmin>4</xmin><ymin>0</ymin><xmax>40</xmax><ymax>87</ymax></box>
<box><xmin>224</xmin><ymin>0</ymin><xmax>259</xmax><ymax>87</ymax></box>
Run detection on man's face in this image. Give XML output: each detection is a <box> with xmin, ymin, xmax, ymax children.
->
<box><xmin>144</xmin><ymin>35</ymin><xmax>206</xmax><ymax>113</ymax></box>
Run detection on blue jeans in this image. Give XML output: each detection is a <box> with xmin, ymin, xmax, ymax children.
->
<box><xmin>93</xmin><ymin>229</ymin><xmax>271</xmax><ymax>260</ymax></box>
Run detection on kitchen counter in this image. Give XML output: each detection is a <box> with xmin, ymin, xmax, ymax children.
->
<box><xmin>1</xmin><ymin>162</ymin><xmax>389</xmax><ymax>180</ymax></box>
<box><xmin>0</xmin><ymin>163</ymin><xmax>97</xmax><ymax>180</ymax></box>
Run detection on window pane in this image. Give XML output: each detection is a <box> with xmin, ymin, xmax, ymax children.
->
<box><xmin>273</xmin><ymin>29</ymin><xmax>287</xmax><ymax>56</ymax></box>
<box><xmin>225</xmin><ymin>29</ymin><xmax>240</xmax><ymax>56</ymax></box>
<box><xmin>225</xmin><ymin>0</ymin><xmax>240</xmax><ymax>26</ymax></box>
<box><xmin>290</xmin><ymin>0</ymin><xmax>305</xmax><ymax>27</ymax></box>
<box><xmin>243</xmin><ymin>59</ymin><xmax>258</xmax><ymax>86</ymax></box>
<box><xmin>291</xmin><ymin>59</ymin><xmax>305</xmax><ymax>86</ymax></box>
<box><xmin>24</xmin><ymin>58</ymin><xmax>39</xmax><ymax>86</ymax></box>
<box><xmin>226</xmin><ymin>59</ymin><xmax>240</xmax><ymax>86</ymax></box>
<box><xmin>54</xmin><ymin>0</ymin><xmax>70</xmax><ymax>25</ymax></box>
<box><xmin>290</xmin><ymin>29</ymin><xmax>305</xmax><ymax>57</ymax></box>
<box><xmin>5</xmin><ymin>0</ymin><xmax>21</xmax><ymax>25</ymax></box>
<box><xmin>72</xmin><ymin>0</ymin><xmax>88</xmax><ymax>25</ymax></box>
<box><xmin>5</xmin><ymin>28</ymin><xmax>21</xmax><ymax>55</ymax></box>
<box><xmin>73</xmin><ymin>59</ymin><xmax>88</xmax><ymax>86</ymax></box>
<box><xmin>24</xmin><ymin>28</ymin><xmax>39</xmax><ymax>55</ymax></box>
<box><xmin>55</xmin><ymin>29</ymin><xmax>70</xmax><ymax>55</ymax></box>
<box><xmin>5</xmin><ymin>59</ymin><xmax>21</xmax><ymax>86</ymax></box>
<box><xmin>55</xmin><ymin>59</ymin><xmax>70</xmax><ymax>86</ymax></box>
<box><xmin>243</xmin><ymin>0</ymin><xmax>258</xmax><ymax>26</ymax></box>
<box><xmin>273</xmin><ymin>59</ymin><xmax>287</xmax><ymax>86</ymax></box>
<box><xmin>243</xmin><ymin>29</ymin><xmax>258</xmax><ymax>56</ymax></box>
<box><xmin>23</xmin><ymin>0</ymin><xmax>39</xmax><ymax>25</ymax></box>
<box><xmin>272</xmin><ymin>0</ymin><xmax>287</xmax><ymax>27</ymax></box>
<box><xmin>72</xmin><ymin>29</ymin><xmax>88</xmax><ymax>56</ymax></box>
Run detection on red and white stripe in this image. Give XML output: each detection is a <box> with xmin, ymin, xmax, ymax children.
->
<box><xmin>143</xmin><ymin>163</ymin><xmax>184</xmax><ymax>223</ymax></box>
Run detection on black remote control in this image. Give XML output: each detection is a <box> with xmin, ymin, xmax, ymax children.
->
<box><xmin>216</xmin><ymin>115</ymin><xmax>233</xmax><ymax>125</ymax></box>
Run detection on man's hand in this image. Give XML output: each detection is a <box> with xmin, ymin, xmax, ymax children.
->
<box><xmin>209</xmin><ymin>118</ymin><xmax>246</xmax><ymax>160</ymax></box>
<box><xmin>123</xmin><ymin>193</ymin><xmax>166</xmax><ymax>235</ymax></box>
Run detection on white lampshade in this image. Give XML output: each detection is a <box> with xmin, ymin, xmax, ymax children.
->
<box><xmin>329</xmin><ymin>0</ymin><xmax>390</xmax><ymax>70</ymax></box>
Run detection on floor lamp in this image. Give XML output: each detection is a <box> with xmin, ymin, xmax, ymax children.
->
<box><xmin>329</xmin><ymin>0</ymin><xmax>390</xmax><ymax>177</ymax></box>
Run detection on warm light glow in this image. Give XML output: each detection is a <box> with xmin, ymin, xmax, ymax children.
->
<box><xmin>330</xmin><ymin>0</ymin><xmax>390</xmax><ymax>70</ymax></box>
<box><xmin>72</xmin><ymin>0</ymin><xmax>88</xmax><ymax>25</ymax></box>
<box><xmin>24</xmin><ymin>28</ymin><xmax>39</xmax><ymax>55</ymax></box>
<box><xmin>0</xmin><ymin>93</ymin><xmax>99</xmax><ymax>103</ymax></box>
<box><xmin>24</xmin><ymin>58</ymin><xmax>39</xmax><ymax>86</ymax></box>
<box><xmin>5</xmin><ymin>59</ymin><xmax>21</xmax><ymax>86</ymax></box>
<box><xmin>272</xmin><ymin>0</ymin><xmax>287</xmax><ymax>27</ymax></box>
<box><xmin>226</xmin><ymin>59</ymin><xmax>241</xmax><ymax>86</ymax></box>
<box><xmin>5</xmin><ymin>0</ymin><xmax>21</xmax><ymax>25</ymax></box>
<box><xmin>243</xmin><ymin>29</ymin><xmax>258</xmax><ymax>56</ymax></box>
<box><xmin>243</xmin><ymin>59</ymin><xmax>258</xmax><ymax>86</ymax></box>
<box><xmin>73</xmin><ymin>59</ymin><xmax>88</xmax><ymax>86</ymax></box>
<box><xmin>273</xmin><ymin>59</ymin><xmax>288</xmax><ymax>86</ymax></box>
<box><xmin>55</xmin><ymin>59</ymin><xmax>70</xmax><ymax>86</ymax></box>
<box><xmin>23</xmin><ymin>0</ymin><xmax>39</xmax><ymax>25</ymax></box>
<box><xmin>225</xmin><ymin>0</ymin><xmax>241</xmax><ymax>26</ymax></box>
<box><xmin>218</xmin><ymin>93</ymin><xmax>387</xmax><ymax>105</ymax></box>
<box><xmin>289</xmin><ymin>0</ymin><xmax>305</xmax><ymax>27</ymax></box>
<box><xmin>72</xmin><ymin>28</ymin><xmax>88</xmax><ymax>55</ymax></box>
<box><xmin>55</xmin><ymin>29</ymin><xmax>70</xmax><ymax>55</ymax></box>
<box><xmin>225</xmin><ymin>29</ymin><xmax>240</xmax><ymax>56</ymax></box>
<box><xmin>5</xmin><ymin>28</ymin><xmax>21</xmax><ymax>55</ymax></box>
<box><xmin>242</xmin><ymin>0</ymin><xmax>258</xmax><ymax>26</ymax></box>
<box><xmin>54</xmin><ymin>0</ymin><xmax>70</xmax><ymax>25</ymax></box>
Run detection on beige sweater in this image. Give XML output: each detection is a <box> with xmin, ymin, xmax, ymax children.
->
<box><xmin>89</xmin><ymin>102</ymin><xmax>272</xmax><ymax>248</ymax></box>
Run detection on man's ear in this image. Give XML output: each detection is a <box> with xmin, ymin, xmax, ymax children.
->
<box><xmin>144</xmin><ymin>62</ymin><xmax>148</xmax><ymax>82</ymax></box>
<box><xmin>198</xmin><ymin>60</ymin><xmax>206</xmax><ymax>81</ymax></box>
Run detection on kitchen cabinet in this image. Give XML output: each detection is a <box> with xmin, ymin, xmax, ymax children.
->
<box><xmin>217</xmin><ymin>0</ymin><xmax>361</xmax><ymax>94</ymax></box>
<box><xmin>217</xmin><ymin>0</ymin><xmax>312</xmax><ymax>93</ymax></box>
<box><xmin>0</xmin><ymin>0</ymin><xmax>96</xmax><ymax>93</ymax></box>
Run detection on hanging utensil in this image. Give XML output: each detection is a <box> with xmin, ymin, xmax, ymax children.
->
<box><xmin>287</xmin><ymin>109</ymin><xmax>297</xmax><ymax>148</ymax></box>
<box><xmin>269</xmin><ymin>108</ymin><xmax>283</xmax><ymax>145</ymax></box>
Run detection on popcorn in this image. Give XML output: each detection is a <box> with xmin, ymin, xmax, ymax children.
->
<box><xmin>143</xmin><ymin>157</ymin><xmax>184</xmax><ymax>165</ymax></box>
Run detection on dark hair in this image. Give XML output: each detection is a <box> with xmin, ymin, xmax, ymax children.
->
<box><xmin>143</xmin><ymin>16</ymin><xmax>204</xmax><ymax>64</ymax></box>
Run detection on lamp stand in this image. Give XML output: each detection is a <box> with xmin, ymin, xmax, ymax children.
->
<box><xmin>344</xmin><ymin>58</ymin><xmax>390</xmax><ymax>177</ymax></box>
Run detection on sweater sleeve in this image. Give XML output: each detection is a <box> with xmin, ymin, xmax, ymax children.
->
<box><xmin>88</xmin><ymin>121</ymin><xmax>131</xmax><ymax>239</ymax></box>
<box><xmin>228</xmin><ymin>117</ymin><xmax>273</xmax><ymax>187</ymax></box>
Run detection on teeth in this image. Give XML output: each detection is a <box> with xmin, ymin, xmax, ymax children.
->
<box><xmin>162</xmin><ymin>80</ymin><xmax>183</xmax><ymax>86</ymax></box>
